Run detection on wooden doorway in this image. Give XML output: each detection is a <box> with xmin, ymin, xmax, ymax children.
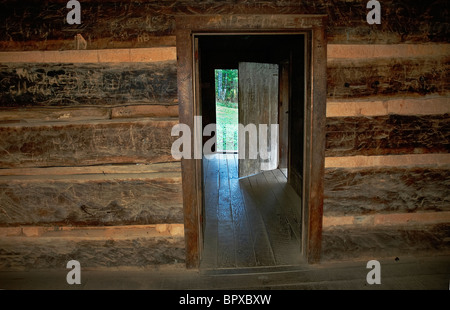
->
<box><xmin>176</xmin><ymin>15</ymin><xmax>327</xmax><ymax>269</ymax></box>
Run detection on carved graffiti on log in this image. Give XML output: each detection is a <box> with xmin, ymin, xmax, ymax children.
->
<box><xmin>0</xmin><ymin>61</ymin><xmax>178</xmax><ymax>106</ymax></box>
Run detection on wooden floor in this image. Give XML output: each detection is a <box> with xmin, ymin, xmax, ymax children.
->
<box><xmin>201</xmin><ymin>153</ymin><xmax>303</xmax><ymax>270</ymax></box>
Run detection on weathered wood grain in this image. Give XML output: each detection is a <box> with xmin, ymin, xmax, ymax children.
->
<box><xmin>326</xmin><ymin>114</ymin><xmax>450</xmax><ymax>157</ymax></box>
<box><xmin>0</xmin><ymin>61</ymin><xmax>178</xmax><ymax>106</ymax></box>
<box><xmin>0</xmin><ymin>0</ymin><xmax>447</xmax><ymax>51</ymax></box>
<box><xmin>0</xmin><ymin>118</ymin><xmax>178</xmax><ymax>168</ymax></box>
<box><xmin>327</xmin><ymin>56</ymin><xmax>449</xmax><ymax>99</ymax></box>
<box><xmin>0</xmin><ymin>172</ymin><xmax>183</xmax><ymax>226</ymax></box>
<box><xmin>0</xmin><ymin>107</ymin><xmax>111</xmax><ymax>124</ymax></box>
<box><xmin>325</xmin><ymin>154</ymin><xmax>450</xmax><ymax>169</ymax></box>
<box><xmin>0</xmin><ymin>47</ymin><xmax>177</xmax><ymax>63</ymax></box>
<box><xmin>321</xmin><ymin>223</ymin><xmax>450</xmax><ymax>261</ymax></box>
<box><xmin>0</xmin><ymin>104</ymin><xmax>179</xmax><ymax>124</ymax></box>
<box><xmin>1</xmin><ymin>55</ymin><xmax>446</xmax><ymax>108</ymax></box>
<box><xmin>323</xmin><ymin>211</ymin><xmax>450</xmax><ymax>228</ymax></box>
<box><xmin>0</xmin><ymin>162</ymin><xmax>181</xmax><ymax>176</ymax></box>
<box><xmin>0</xmin><ymin>232</ymin><xmax>185</xmax><ymax>270</ymax></box>
<box><xmin>324</xmin><ymin>167</ymin><xmax>450</xmax><ymax>216</ymax></box>
<box><xmin>111</xmin><ymin>104</ymin><xmax>179</xmax><ymax>119</ymax></box>
<box><xmin>327</xmin><ymin>97</ymin><xmax>450</xmax><ymax>118</ymax></box>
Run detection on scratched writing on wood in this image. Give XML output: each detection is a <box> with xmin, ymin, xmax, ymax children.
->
<box><xmin>0</xmin><ymin>62</ymin><xmax>177</xmax><ymax>106</ymax></box>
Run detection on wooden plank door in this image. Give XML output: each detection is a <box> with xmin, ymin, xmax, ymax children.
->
<box><xmin>238</xmin><ymin>62</ymin><xmax>279</xmax><ymax>178</ymax></box>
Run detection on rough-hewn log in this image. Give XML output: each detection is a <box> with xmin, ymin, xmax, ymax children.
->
<box><xmin>323</xmin><ymin>211</ymin><xmax>450</xmax><ymax>228</ymax></box>
<box><xmin>325</xmin><ymin>154</ymin><xmax>450</xmax><ymax>169</ymax></box>
<box><xmin>2</xmin><ymin>55</ymin><xmax>446</xmax><ymax>106</ymax></box>
<box><xmin>328</xmin><ymin>44</ymin><xmax>450</xmax><ymax>60</ymax></box>
<box><xmin>0</xmin><ymin>118</ymin><xmax>179</xmax><ymax>168</ymax></box>
<box><xmin>326</xmin><ymin>114</ymin><xmax>450</xmax><ymax>157</ymax></box>
<box><xmin>111</xmin><ymin>104</ymin><xmax>179</xmax><ymax>119</ymax></box>
<box><xmin>326</xmin><ymin>97</ymin><xmax>450</xmax><ymax>118</ymax></box>
<box><xmin>0</xmin><ymin>172</ymin><xmax>183</xmax><ymax>226</ymax></box>
<box><xmin>0</xmin><ymin>162</ymin><xmax>181</xmax><ymax>177</ymax></box>
<box><xmin>327</xmin><ymin>56</ymin><xmax>449</xmax><ymax>99</ymax></box>
<box><xmin>0</xmin><ymin>104</ymin><xmax>179</xmax><ymax>124</ymax></box>
<box><xmin>0</xmin><ymin>227</ymin><xmax>185</xmax><ymax>270</ymax></box>
<box><xmin>0</xmin><ymin>107</ymin><xmax>111</xmax><ymax>123</ymax></box>
<box><xmin>2</xmin><ymin>44</ymin><xmax>448</xmax><ymax>64</ymax></box>
<box><xmin>0</xmin><ymin>61</ymin><xmax>178</xmax><ymax>106</ymax></box>
<box><xmin>324</xmin><ymin>167</ymin><xmax>450</xmax><ymax>216</ymax></box>
<box><xmin>0</xmin><ymin>47</ymin><xmax>177</xmax><ymax>63</ymax></box>
<box><xmin>321</xmin><ymin>223</ymin><xmax>450</xmax><ymax>261</ymax></box>
<box><xmin>0</xmin><ymin>0</ymin><xmax>447</xmax><ymax>51</ymax></box>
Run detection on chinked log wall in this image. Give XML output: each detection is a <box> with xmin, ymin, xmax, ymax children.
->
<box><xmin>0</xmin><ymin>0</ymin><xmax>448</xmax><ymax>269</ymax></box>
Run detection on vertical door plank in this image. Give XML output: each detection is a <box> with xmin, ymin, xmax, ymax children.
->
<box><xmin>238</xmin><ymin>62</ymin><xmax>279</xmax><ymax>178</ymax></box>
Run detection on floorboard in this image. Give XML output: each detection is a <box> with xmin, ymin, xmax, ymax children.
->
<box><xmin>201</xmin><ymin>154</ymin><xmax>303</xmax><ymax>270</ymax></box>
<box><xmin>217</xmin><ymin>154</ymin><xmax>236</xmax><ymax>268</ymax></box>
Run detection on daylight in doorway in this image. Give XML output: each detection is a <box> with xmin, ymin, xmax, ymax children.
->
<box><xmin>215</xmin><ymin>69</ymin><xmax>238</xmax><ymax>152</ymax></box>
<box><xmin>171</xmin><ymin>117</ymin><xmax>278</xmax><ymax>169</ymax></box>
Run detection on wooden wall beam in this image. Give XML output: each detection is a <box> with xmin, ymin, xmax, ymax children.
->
<box><xmin>1</xmin><ymin>44</ymin><xmax>447</xmax><ymax>63</ymax></box>
<box><xmin>324</xmin><ymin>167</ymin><xmax>450</xmax><ymax>216</ymax></box>
<box><xmin>325</xmin><ymin>154</ymin><xmax>450</xmax><ymax>168</ymax></box>
<box><xmin>0</xmin><ymin>118</ymin><xmax>179</xmax><ymax>168</ymax></box>
<box><xmin>0</xmin><ymin>162</ymin><xmax>181</xmax><ymax>176</ymax></box>
<box><xmin>1</xmin><ymin>45</ymin><xmax>447</xmax><ymax>106</ymax></box>
<box><xmin>0</xmin><ymin>172</ymin><xmax>183</xmax><ymax>226</ymax></box>
<box><xmin>0</xmin><ymin>47</ymin><xmax>177</xmax><ymax>63</ymax></box>
<box><xmin>321</xmin><ymin>223</ymin><xmax>450</xmax><ymax>261</ymax></box>
<box><xmin>325</xmin><ymin>114</ymin><xmax>450</xmax><ymax>157</ymax></box>
<box><xmin>328</xmin><ymin>44</ymin><xmax>450</xmax><ymax>60</ymax></box>
<box><xmin>0</xmin><ymin>225</ymin><xmax>185</xmax><ymax>270</ymax></box>
<box><xmin>0</xmin><ymin>0</ymin><xmax>447</xmax><ymax>51</ymax></box>
<box><xmin>0</xmin><ymin>61</ymin><xmax>178</xmax><ymax>107</ymax></box>
<box><xmin>323</xmin><ymin>211</ymin><xmax>450</xmax><ymax>228</ymax></box>
<box><xmin>327</xmin><ymin>97</ymin><xmax>450</xmax><ymax>117</ymax></box>
<box><xmin>0</xmin><ymin>105</ymin><xmax>179</xmax><ymax>124</ymax></box>
<box><xmin>327</xmin><ymin>56</ymin><xmax>449</xmax><ymax>99</ymax></box>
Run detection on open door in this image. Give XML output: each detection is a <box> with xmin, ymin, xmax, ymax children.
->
<box><xmin>238</xmin><ymin>62</ymin><xmax>279</xmax><ymax>178</ymax></box>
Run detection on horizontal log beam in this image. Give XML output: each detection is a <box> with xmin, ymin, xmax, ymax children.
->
<box><xmin>327</xmin><ymin>97</ymin><xmax>450</xmax><ymax>117</ymax></box>
<box><xmin>324</xmin><ymin>167</ymin><xmax>450</xmax><ymax>216</ymax></box>
<box><xmin>0</xmin><ymin>0</ymin><xmax>447</xmax><ymax>51</ymax></box>
<box><xmin>0</xmin><ymin>172</ymin><xmax>183</xmax><ymax>226</ymax></box>
<box><xmin>0</xmin><ymin>162</ymin><xmax>181</xmax><ymax>176</ymax></box>
<box><xmin>0</xmin><ymin>36</ymin><xmax>177</xmax><ymax>51</ymax></box>
<box><xmin>323</xmin><ymin>211</ymin><xmax>450</xmax><ymax>228</ymax></box>
<box><xmin>0</xmin><ymin>61</ymin><xmax>178</xmax><ymax>107</ymax></box>
<box><xmin>1</xmin><ymin>44</ymin><xmax>448</xmax><ymax>64</ymax></box>
<box><xmin>328</xmin><ymin>44</ymin><xmax>450</xmax><ymax>60</ymax></box>
<box><xmin>0</xmin><ymin>225</ymin><xmax>185</xmax><ymax>270</ymax></box>
<box><xmin>326</xmin><ymin>114</ymin><xmax>449</xmax><ymax>157</ymax></box>
<box><xmin>0</xmin><ymin>47</ymin><xmax>177</xmax><ymax>63</ymax></box>
<box><xmin>0</xmin><ymin>224</ymin><xmax>184</xmax><ymax>238</ymax></box>
<box><xmin>327</xmin><ymin>56</ymin><xmax>449</xmax><ymax>99</ymax></box>
<box><xmin>325</xmin><ymin>154</ymin><xmax>450</xmax><ymax>168</ymax></box>
<box><xmin>0</xmin><ymin>106</ymin><xmax>111</xmax><ymax>123</ymax></box>
<box><xmin>0</xmin><ymin>104</ymin><xmax>179</xmax><ymax>123</ymax></box>
<box><xmin>0</xmin><ymin>118</ymin><xmax>179</xmax><ymax>168</ymax></box>
<box><xmin>321</xmin><ymin>223</ymin><xmax>450</xmax><ymax>261</ymax></box>
<box><xmin>111</xmin><ymin>104</ymin><xmax>179</xmax><ymax>119</ymax></box>
<box><xmin>1</xmin><ymin>54</ymin><xmax>447</xmax><ymax>107</ymax></box>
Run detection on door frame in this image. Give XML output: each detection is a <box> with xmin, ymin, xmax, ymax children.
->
<box><xmin>176</xmin><ymin>15</ymin><xmax>327</xmax><ymax>268</ymax></box>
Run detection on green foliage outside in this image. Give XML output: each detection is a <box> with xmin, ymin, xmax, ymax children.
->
<box><xmin>215</xmin><ymin>69</ymin><xmax>238</xmax><ymax>108</ymax></box>
<box><xmin>215</xmin><ymin>69</ymin><xmax>238</xmax><ymax>151</ymax></box>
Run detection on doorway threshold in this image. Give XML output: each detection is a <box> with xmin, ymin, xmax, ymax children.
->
<box><xmin>199</xmin><ymin>263</ymin><xmax>309</xmax><ymax>276</ymax></box>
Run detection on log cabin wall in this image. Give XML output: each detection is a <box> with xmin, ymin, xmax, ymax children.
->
<box><xmin>0</xmin><ymin>0</ymin><xmax>448</xmax><ymax>269</ymax></box>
